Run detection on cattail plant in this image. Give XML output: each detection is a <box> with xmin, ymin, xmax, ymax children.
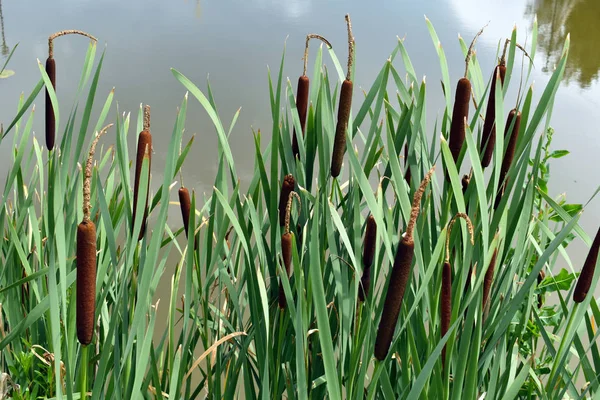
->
<box><xmin>461</xmin><ymin>174</ymin><xmax>470</xmax><ymax>195</ymax></box>
<box><xmin>494</xmin><ymin>109</ymin><xmax>521</xmax><ymax>209</ymax></box>
<box><xmin>77</xmin><ymin>123</ymin><xmax>112</xmax><ymax>346</ymax></box>
<box><xmin>480</xmin><ymin>62</ymin><xmax>506</xmax><ymax>168</ymax></box>
<box><xmin>448</xmin><ymin>27</ymin><xmax>485</xmax><ymax>167</ymax></box>
<box><xmin>132</xmin><ymin>105</ymin><xmax>152</xmax><ymax>240</ymax></box>
<box><xmin>374</xmin><ymin>166</ymin><xmax>435</xmax><ymax>361</ymax></box>
<box><xmin>481</xmin><ymin>39</ymin><xmax>530</xmax><ymax>168</ymax></box>
<box><xmin>330</xmin><ymin>14</ymin><xmax>354</xmax><ymax>178</ymax></box>
<box><xmin>573</xmin><ymin>226</ymin><xmax>600</xmax><ymax>303</ymax></box>
<box><xmin>441</xmin><ymin>213</ymin><xmax>474</xmax><ymax>367</ymax></box>
<box><xmin>292</xmin><ymin>34</ymin><xmax>332</xmax><ymax>160</ymax></box>
<box><xmin>45</xmin><ymin>30</ymin><xmax>97</xmax><ymax>151</ymax></box>
<box><xmin>278</xmin><ymin>174</ymin><xmax>295</xmax><ymax>227</ymax></box>
<box><xmin>358</xmin><ymin>214</ymin><xmax>377</xmax><ymax>302</ymax></box>
<box><xmin>279</xmin><ymin>191</ymin><xmax>301</xmax><ymax>309</ymax></box>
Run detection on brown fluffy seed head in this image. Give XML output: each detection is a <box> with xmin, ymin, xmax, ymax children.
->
<box><xmin>574</xmin><ymin>226</ymin><xmax>600</xmax><ymax>303</ymax></box>
<box><xmin>178</xmin><ymin>187</ymin><xmax>191</xmax><ymax>238</ymax></box>
<box><xmin>77</xmin><ymin>220</ymin><xmax>96</xmax><ymax>345</ymax></box>
<box><xmin>132</xmin><ymin>131</ymin><xmax>152</xmax><ymax>240</ymax></box>
<box><xmin>482</xmin><ymin>248</ymin><xmax>498</xmax><ymax>312</ymax></box>
<box><xmin>480</xmin><ymin>65</ymin><xmax>507</xmax><ymax>168</ymax></box>
<box><xmin>278</xmin><ymin>175</ymin><xmax>295</xmax><ymax>227</ymax></box>
<box><xmin>494</xmin><ymin>109</ymin><xmax>521</xmax><ymax>210</ymax></box>
<box><xmin>441</xmin><ymin>261</ymin><xmax>452</xmax><ymax>367</ymax></box>
<box><xmin>406</xmin><ymin>166</ymin><xmax>436</xmax><ymax>241</ymax></box>
<box><xmin>292</xmin><ymin>75</ymin><xmax>310</xmax><ymax>159</ymax></box>
<box><xmin>448</xmin><ymin>78</ymin><xmax>471</xmax><ymax>164</ymax></box>
<box><xmin>359</xmin><ymin>215</ymin><xmax>377</xmax><ymax>302</ymax></box>
<box><xmin>45</xmin><ymin>57</ymin><xmax>56</xmax><ymax>151</ymax></box>
<box><xmin>330</xmin><ymin>80</ymin><xmax>354</xmax><ymax>178</ymax></box>
<box><xmin>279</xmin><ymin>232</ymin><xmax>294</xmax><ymax>309</ymax></box>
<box><xmin>374</xmin><ymin>236</ymin><xmax>415</xmax><ymax>360</ymax></box>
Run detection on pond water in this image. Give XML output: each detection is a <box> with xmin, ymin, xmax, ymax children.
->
<box><xmin>1</xmin><ymin>0</ymin><xmax>600</xmax><ymax>267</ymax></box>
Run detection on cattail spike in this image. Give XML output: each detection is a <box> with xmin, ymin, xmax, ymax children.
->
<box><xmin>179</xmin><ymin>187</ymin><xmax>191</xmax><ymax>238</ymax></box>
<box><xmin>303</xmin><ymin>34</ymin><xmax>332</xmax><ymax>76</ymax></box>
<box><xmin>448</xmin><ymin>78</ymin><xmax>471</xmax><ymax>165</ymax></box>
<box><xmin>48</xmin><ymin>30</ymin><xmax>97</xmax><ymax>59</ymax></box>
<box><xmin>77</xmin><ymin>220</ymin><xmax>96</xmax><ymax>345</ymax></box>
<box><xmin>83</xmin><ymin>124</ymin><xmax>112</xmax><ymax>221</ymax></box>
<box><xmin>494</xmin><ymin>109</ymin><xmax>521</xmax><ymax>209</ymax></box>
<box><xmin>480</xmin><ymin>65</ymin><xmax>507</xmax><ymax>168</ymax></box>
<box><xmin>292</xmin><ymin>75</ymin><xmax>310</xmax><ymax>160</ymax></box>
<box><xmin>482</xmin><ymin>248</ymin><xmax>499</xmax><ymax>320</ymax></box>
<box><xmin>359</xmin><ymin>215</ymin><xmax>377</xmax><ymax>302</ymax></box>
<box><xmin>279</xmin><ymin>232</ymin><xmax>294</xmax><ymax>309</ymax></box>
<box><xmin>537</xmin><ymin>270</ymin><xmax>545</xmax><ymax>309</ymax></box>
<box><xmin>132</xmin><ymin>112</ymin><xmax>153</xmax><ymax>240</ymax></box>
<box><xmin>45</xmin><ymin>57</ymin><xmax>56</xmax><ymax>150</ymax></box>
<box><xmin>445</xmin><ymin>212</ymin><xmax>474</xmax><ymax>263</ymax></box>
<box><xmin>330</xmin><ymin>80</ymin><xmax>354</xmax><ymax>178</ymax></box>
<box><xmin>574</xmin><ymin>226</ymin><xmax>600</xmax><ymax>303</ymax></box>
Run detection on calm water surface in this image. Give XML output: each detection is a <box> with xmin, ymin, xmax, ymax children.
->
<box><xmin>1</xmin><ymin>0</ymin><xmax>599</xmax><ymax>264</ymax></box>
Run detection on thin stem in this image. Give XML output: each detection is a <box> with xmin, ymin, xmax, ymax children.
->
<box><xmin>464</xmin><ymin>22</ymin><xmax>489</xmax><ymax>78</ymax></box>
<box><xmin>83</xmin><ymin>124</ymin><xmax>112</xmax><ymax>221</ymax></box>
<box><xmin>445</xmin><ymin>212</ymin><xmax>474</xmax><ymax>263</ymax></box>
<box><xmin>303</xmin><ymin>34</ymin><xmax>332</xmax><ymax>76</ymax></box>
<box><xmin>284</xmin><ymin>191</ymin><xmax>301</xmax><ymax>234</ymax></box>
<box><xmin>345</xmin><ymin>14</ymin><xmax>355</xmax><ymax>81</ymax></box>
<box><xmin>48</xmin><ymin>30</ymin><xmax>97</xmax><ymax>58</ymax></box>
<box><xmin>80</xmin><ymin>345</ymin><xmax>88</xmax><ymax>400</ymax></box>
<box><xmin>405</xmin><ymin>166</ymin><xmax>435</xmax><ymax>241</ymax></box>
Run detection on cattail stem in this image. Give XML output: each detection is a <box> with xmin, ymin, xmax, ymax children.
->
<box><xmin>48</xmin><ymin>30</ymin><xmax>97</xmax><ymax>58</ymax></box>
<box><xmin>303</xmin><ymin>34</ymin><xmax>332</xmax><ymax>76</ymax></box>
<box><xmin>374</xmin><ymin>166</ymin><xmax>435</xmax><ymax>360</ymax></box>
<box><xmin>574</xmin><ymin>226</ymin><xmax>600</xmax><ymax>303</ymax></box>
<box><xmin>441</xmin><ymin>261</ymin><xmax>451</xmax><ymax>368</ymax></box>
<box><xmin>464</xmin><ymin>23</ymin><xmax>488</xmax><ymax>78</ymax></box>
<box><xmin>80</xmin><ymin>345</ymin><xmax>88</xmax><ymax>399</ymax></box>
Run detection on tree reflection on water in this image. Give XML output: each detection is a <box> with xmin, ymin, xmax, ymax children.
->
<box><xmin>525</xmin><ymin>0</ymin><xmax>600</xmax><ymax>88</ymax></box>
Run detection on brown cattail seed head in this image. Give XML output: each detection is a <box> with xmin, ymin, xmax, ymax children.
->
<box><xmin>537</xmin><ymin>270</ymin><xmax>546</xmax><ymax>309</ymax></box>
<box><xmin>441</xmin><ymin>261</ymin><xmax>452</xmax><ymax>367</ymax></box>
<box><xmin>461</xmin><ymin>174</ymin><xmax>470</xmax><ymax>195</ymax></box>
<box><xmin>374</xmin><ymin>236</ymin><xmax>415</xmax><ymax>360</ymax></box>
<box><xmin>448</xmin><ymin>77</ymin><xmax>471</xmax><ymax>164</ymax></box>
<box><xmin>480</xmin><ymin>65</ymin><xmax>507</xmax><ymax>168</ymax></box>
<box><xmin>292</xmin><ymin>75</ymin><xmax>310</xmax><ymax>160</ymax></box>
<box><xmin>132</xmin><ymin>131</ymin><xmax>152</xmax><ymax>239</ymax></box>
<box><xmin>279</xmin><ymin>232</ymin><xmax>293</xmax><ymax>309</ymax></box>
<box><xmin>278</xmin><ymin>175</ymin><xmax>295</xmax><ymax>227</ymax></box>
<box><xmin>574</xmin><ymin>226</ymin><xmax>600</xmax><ymax>303</ymax></box>
<box><xmin>359</xmin><ymin>215</ymin><xmax>377</xmax><ymax>302</ymax></box>
<box><xmin>330</xmin><ymin>79</ymin><xmax>353</xmax><ymax>178</ymax></box>
<box><xmin>77</xmin><ymin>220</ymin><xmax>96</xmax><ymax>345</ymax></box>
<box><xmin>482</xmin><ymin>248</ymin><xmax>498</xmax><ymax>312</ymax></box>
<box><xmin>494</xmin><ymin>109</ymin><xmax>521</xmax><ymax>210</ymax></box>
<box><xmin>178</xmin><ymin>187</ymin><xmax>191</xmax><ymax>238</ymax></box>
<box><xmin>45</xmin><ymin>57</ymin><xmax>56</xmax><ymax>151</ymax></box>
<box><xmin>404</xmin><ymin>143</ymin><xmax>411</xmax><ymax>185</ymax></box>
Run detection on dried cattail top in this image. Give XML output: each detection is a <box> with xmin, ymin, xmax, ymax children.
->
<box><xmin>344</xmin><ymin>14</ymin><xmax>354</xmax><ymax>81</ymax></box>
<box><xmin>83</xmin><ymin>124</ymin><xmax>112</xmax><ymax>221</ymax></box>
<box><xmin>445</xmin><ymin>212</ymin><xmax>474</xmax><ymax>263</ymax></box>
<box><xmin>48</xmin><ymin>30</ymin><xmax>97</xmax><ymax>58</ymax></box>
<box><xmin>405</xmin><ymin>166</ymin><xmax>436</xmax><ymax>242</ymax></box>
<box><xmin>303</xmin><ymin>34</ymin><xmax>332</xmax><ymax>76</ymax></box>
<box><xmin>284</xmin><ymin>191</ymin><xmax>301</xmax><ymax>235</ymax></box>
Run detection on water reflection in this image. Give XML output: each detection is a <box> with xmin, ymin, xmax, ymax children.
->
<box><xmin>526</xmin><ymin>0</ymin><xmax>600</xmax><ymax>88</ymax></box>
<box><xmin>0</xmin><ymin>0</ymin><xmax>9</xmax><ymax>57</ymax></box>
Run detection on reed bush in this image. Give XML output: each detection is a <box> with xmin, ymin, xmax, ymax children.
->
<box><xmin>0</xmin><ymin>15</ymin><xmax>598</xmax><ymax>400</ymax></box>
